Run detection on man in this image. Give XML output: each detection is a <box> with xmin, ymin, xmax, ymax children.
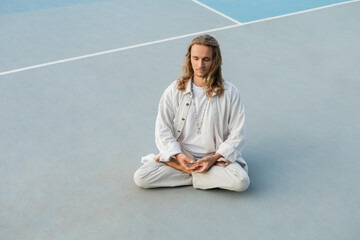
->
<box><xmin>134</xmin><ymin>34</ymin><xmax>250</xmax><ymax>192</ymax></box>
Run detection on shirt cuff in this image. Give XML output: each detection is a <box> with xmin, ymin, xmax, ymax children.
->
<box><xmin>216</xmin><ymin>142</ymin><xmax>240</xmax><ymax>163</ymax></box>
<box><xmin>159</xmin><ymin>143</ymin><xmax>182</xmax><ymax>162</ymax></box>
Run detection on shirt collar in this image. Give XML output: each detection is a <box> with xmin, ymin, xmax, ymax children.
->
<box><xmin>184</xmin><ymin>79</ymin><xmax>192</xmax><ymax>95</ymax></box>
<box><xmin>183</xmin><ymin>79</ymin><xmax>218</xmax><ymax>97</ymax></box>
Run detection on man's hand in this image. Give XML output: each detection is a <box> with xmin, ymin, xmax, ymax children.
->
<box><xmin>153</xmin><ymin>153</ymin><xmax>194</xmax><ymax>174</ymax></box>
<box><xmin>190</xmin><ymin>153</ymin><xmax>225</xmax><ymax>173</ymax></box>
<box><xmin>190</xmin><ymin>156</ymin><xmax>217</xmax><ymax>173</ymax></box>
<box><xmin>175</xmin><ymin>153</ymin><xmax>196</xmax><ymax>170</ymax></box>
<box><xmin>154</xmin><ymin>153</ymin><xmax>227</xmax><ymax>174</ymax></box>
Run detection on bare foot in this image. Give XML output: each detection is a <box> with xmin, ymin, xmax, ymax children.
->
<box><xmin>153</xmin><ymin>155</ymin><xmax>192</xmax><ymax>174</ymax></box>
<box><xmin>215</xmin><ymin>161</ymin><xmax>229</xmax><ymax>167</ymax></box>
<box><xmin>164</xmin><ymin>159</ymin><xmax>192</xmax><ymax>175</ymax></box>
<box><xmin>154</xmin><ymin>155</ymin><xmax>160</xmax><ymax>162</ymax></box>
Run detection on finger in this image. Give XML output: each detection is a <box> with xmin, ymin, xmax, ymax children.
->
<box><xmin>186</xmin><ymin>160</ymin><xmax>199</xmax><ymax>169</ymax></box>
<box><xmin>180</xmin><ymin>160</ymin><xmax>195</xmax><ymax>170</ymax></box>
<box><xmin>191</xmin><ymin>167</ymin><xmax>201</xmax><ymax>172</ymax></box>
<box><xmin>188</xmin><ymin>163</ymin><xmax>200</xmax><ymax>170</ymax></box>
<box><xmin>216</xmin><ymin>162</ymin><xmax>226</xmax><ymax>167</ymax></box>
<box><xmin>179</xmin><ymin>161</ymin><xmax>189</xmax><ymax>169</ymax></box>
<box><xmin>184</xmin><ymin>161</ymin><xmax>197</xmax><ymax>169</ymax></box>
<box><xmin>187</xmin><ymin>160</ymin><xmax>200</xmax><ymax>169</ymax></box>
<box><xmin>193</xmin><ymin>164</ymin><xmax>207</xmax><ymax>173</ymax></box>
<box><xmin>196</xmin><ymin>158</ymin><xmax>207</xmax><ymax>163</ymax></box>
<box><xmin>198</xmin><ymin>157</ymin><xmax>212</xmax><ymax>165</ymax></box>
<box><xmin>183</xmin><ymin>157</ymin><xmax>195</xmax><ymax>164</ymax></box>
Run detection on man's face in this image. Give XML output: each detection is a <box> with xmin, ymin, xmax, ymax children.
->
<box><xmin>190</xmin><ymin>44</ymin><xmax>213</xmax><ymax>80</ymax></box>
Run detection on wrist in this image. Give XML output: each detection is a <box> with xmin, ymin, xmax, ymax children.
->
<box><xmin>173</xmin><ymin>152</ymin><xmax>183</xmax><ymax>159</ymax></box>
<box><xmin>212</xmin><ymin>153</ymin><xmax>223</xmax><ymax>161</ymax></box>
<box><xmin>206</xmin><ymin>154</ymin><xmax>220</xmax><ymax>166</ymax></box>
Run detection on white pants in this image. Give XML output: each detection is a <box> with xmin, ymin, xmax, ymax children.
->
<box><xmin>133</xmin><ymin>150</ymin><xmax>250</xmax><ymax>192</ymax></box>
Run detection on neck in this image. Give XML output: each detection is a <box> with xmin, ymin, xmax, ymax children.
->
<box><xmin>193</xmin><ymin>76</ymin><xmax>207</xmax><ymax>87</ymax></box>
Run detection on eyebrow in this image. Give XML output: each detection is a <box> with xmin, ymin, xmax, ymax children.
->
<box><xmin>192</xmin><ymin>56</ymin><xmax>211</xmax><ymax>59</ymax></box>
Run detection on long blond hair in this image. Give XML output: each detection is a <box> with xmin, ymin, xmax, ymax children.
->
<box><xmin>177</xmin><ymin>34</ymin><xmax>224</xmax><ymax>98</ymax></box>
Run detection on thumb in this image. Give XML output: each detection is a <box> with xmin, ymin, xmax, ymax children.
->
<box><xmin>184</xmin><ymin>157</ymin><xmax>195</xmax><ymax>163</ymax></box>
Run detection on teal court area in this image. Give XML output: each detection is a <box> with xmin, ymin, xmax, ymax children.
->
<box><xmin>1</xmin><ymin>0</ymin><xmax>360</xmax><ymax>239</ymax></box>
<box><xmin>197</xmin><ymin>0</ymin><xmax>354</xmax><ymax>22</ymax></box>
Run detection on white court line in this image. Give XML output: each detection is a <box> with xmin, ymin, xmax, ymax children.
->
<box><xmin>1</xmin><ymin>0</ymin><xmax>359</xmax><ymax>76</ymax></box>
<box><xmin>192</xmin><ymin>0</ymin><xmax>242</xmax><ymax>25</ymax></box>
<box><xmin>0</xmin><ymin>24</ymin><xmax>239</xmax><ymax>76</ymax></box>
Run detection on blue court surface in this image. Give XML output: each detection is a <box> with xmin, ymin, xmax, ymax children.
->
<box><xmin>198</xmin><ymin>0</ymin><xmax>354</xmax><ymax>22</ymax></box>
<box><xmin>1</xmin><ymin>0</ymin><xmax>360</xmax><ymax>239</ymax></box>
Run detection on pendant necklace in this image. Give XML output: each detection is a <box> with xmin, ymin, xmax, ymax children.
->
<box><xmin>191</xmin><ymin>82</ymin><xmax>210</xmax><ymax>134</ymax></box>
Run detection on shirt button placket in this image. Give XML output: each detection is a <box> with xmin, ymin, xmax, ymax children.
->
<box><xmin>178</xmin><ymin>99</ymin><xmax>190</xmax><ymax>135</ymax></box>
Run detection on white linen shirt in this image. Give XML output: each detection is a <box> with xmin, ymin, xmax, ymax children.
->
<box><xmin>155</xmin><ymin>80</ymin><xmax>246</xmax><ymax>165</ymax></box>
<box><xmin>179</xmin><ymin>82</ymin><xmax>216</xmax><ymax>156</ymax></box>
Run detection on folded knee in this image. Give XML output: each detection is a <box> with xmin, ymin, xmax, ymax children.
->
<box><xmin>133</xmin><ymin>169</ymin><xmax>151</xmax><ymax>189</ymax></box>
<box><xmin>232</xmin><ymin>175</ymin><xmax>250</xmax><ymax>192</ymax></box>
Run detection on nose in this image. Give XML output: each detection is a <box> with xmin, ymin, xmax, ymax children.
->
<box><xmin>198</xmin><ymin>60</ymin><xmax>204</xmax><ymax>68</ymax></box>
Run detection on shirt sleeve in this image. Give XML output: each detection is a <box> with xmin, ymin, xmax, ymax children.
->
<box><xmin>216</xmin><ymin>90</ymin><xmax>246</xmax><ymax>163</ymax></box>
<box><xmin>155</xmin><ymin>85</ymin><xmax>182</xmax><ymax>162</ymax></box>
